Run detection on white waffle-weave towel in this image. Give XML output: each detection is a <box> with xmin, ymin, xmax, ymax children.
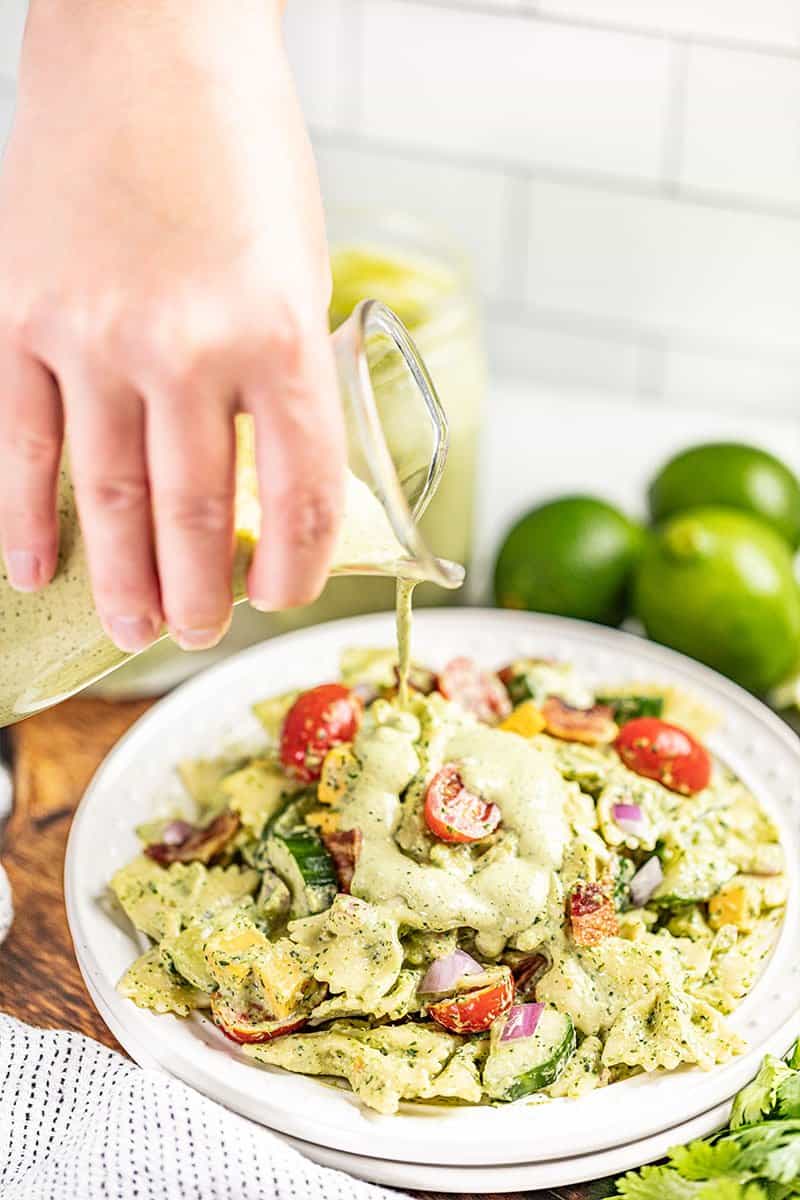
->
<box><xmin>0</xmin><ymin>1012</ymin><xmax>409</xmax><ymax>1200</ymax></box>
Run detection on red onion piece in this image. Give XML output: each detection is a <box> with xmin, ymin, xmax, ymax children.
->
<box><xmin>613</xmin><ymin>803</ymin><xmax>645</xmax><ymax>837</ymax></box>
<box><xmin>351</xmin><ymin>681</ymin><xmax>381</xmax><ymax>706</ymax></box>
<box><xmin>500</xmin><ymin>1002</ymin><xmax>544</xmax><ymax>1043</ymax></box>
<box><xmin>161</xmin><ymin>820</ymin><xmax>195</xmax><ymax>846</ymax></box>
<box><xmin>630</xmin><ymin>856</ymin><xmax>664</xmax><ymax>907</ymax></box>
<box><xmin>420</xmin><ymin>950</ymin><xmax>483</xmax><ymax>995</ymax></box>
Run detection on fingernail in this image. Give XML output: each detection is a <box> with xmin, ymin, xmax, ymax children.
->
<box><xmin>249</xmin><ymin>596</ymin><xmax>273</xmax><ymax>614</ymax></box>
<box><xmin>107</xmin><ymin>615</ymin><xmax>160</xmax><ymax>653</ymax></box>
<box><xmin>172</xmin><ymin>626</ymin><xmax>225</xmax><ymax>651</ymax></box>
<box><xmin>5</xmin><ymin>550</ymin><xmax>42</xmax><ymax>592</ymax></box>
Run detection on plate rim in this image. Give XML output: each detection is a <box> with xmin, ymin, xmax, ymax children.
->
<box><xmin>65</xmin><ymin>608</ymin><xmax>800</xmax><ymax>1168</ymax></box>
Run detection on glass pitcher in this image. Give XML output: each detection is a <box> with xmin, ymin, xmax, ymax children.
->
<box><xmin>0</xmin><ymin>300</ymin><xmax>463</xmax><ymax>727</ymax></box>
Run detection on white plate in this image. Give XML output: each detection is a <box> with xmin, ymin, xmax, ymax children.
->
<box><xmin>65</xmin><ymin>610</ymin><xmax>800</xmax><ymax>1170</ymax></box>
<box><xmin>280</xmin><ymin>1107</ymin><xmax>733</xmax><ymax>1194</ymax></box>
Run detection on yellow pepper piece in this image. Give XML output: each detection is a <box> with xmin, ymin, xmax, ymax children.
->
<box><xmin>499</xmin><ymin>700</ymin><xmax>546</xmax><ymax>738</ymax></box>
<box><xmin>251</xmin><ymin>942</ymin><xmax>312</xmax><ymax>1019</ymax></box>
<box><xmin>304</xmin><ymin>808</ymin><xmax>340</xmax><ymax>835</ymax></box>
<box><xmin>317</xmin><ymin>743</ymin><xmax>355</xmax><ymax>805</ymax></box>
<box><xmin>204</xmin><ymin>923</ymin><xmax>267</xmax><ymax>990</ymax></box>
<box><xmin>709</xmin><ymin>884</ymin><xmax>750</xmax><ymax>932</ymax></box>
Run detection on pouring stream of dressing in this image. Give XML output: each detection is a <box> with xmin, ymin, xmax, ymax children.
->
<box><xmin>395</xmin><ymin>578</ymin><xmax>416</xmax><ymax>708</ymax></box>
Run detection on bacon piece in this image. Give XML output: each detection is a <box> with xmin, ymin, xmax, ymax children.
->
<box><xmin>322</xmin><ymin>828</ymin><xmax>363</xmax><ymax>894</ymax></box>
<box><xmin>145</xmin><ymin>809</ymin><xmax>240</xmax><ymax>865</ymax></box>
<box><xmin>509</xmin><ymin>953</ymin><xmax>549</xmax><ymax>1000</ymax></box>
<box><xmin>568</xmin><ymin>881</ymin><xmax>619</xmax><ymax>947</ymax></box>
<box><xmin>392</xmin><ymin>663</ymin><xmax>437</xmax><ymax>696</ymax></box>
<box><xmin>438</xmin><ymin>657</ymin><xmax>512</xmax><ymax>724</ymax></box>
<box><xmin>542</xmin><ymin>696</ymin><xmax>618</xmax><ymax>745</ymax></box>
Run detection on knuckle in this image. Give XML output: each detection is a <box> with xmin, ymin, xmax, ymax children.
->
<box><xmin>6</xmin><ymin>426</ymin><xmax>60</xmax><ymax>472</ymax></box>
<box><xmin>145</xmin><ymin>307</ymin><xmax>237</xmax><ymax>394</ymax></box>
<box><xmin>0</xmin><ymin>498</ymin><xmax>56</xmax><ymax>532</ymax></box>
<box><xmin>0</xmin><ymin>299</ymin><xmax>47</xmax><ymax>354</ymax></box>
<box><xmin>267</xmin><ymin>301</ymin><xmax>319</xmax><ymax>375</ymax></box>
<box><xmin>282</xmin><ymin>487</ymin><xmax>339</xmax><ymax>551</ymax></box>
<box><xmin>160</xmin><ymin>488</ymin><xmax>233</xmax><ymax>536</ymax></box>
<box><xmin>163</xmin><ymin>346</ymin><xmax>219</xmax><ymax>396</ymax></box>
<box><xmin>86</xmin><ymin>475</ymin><xmax>150</xmax><ymax>514</ymax></box>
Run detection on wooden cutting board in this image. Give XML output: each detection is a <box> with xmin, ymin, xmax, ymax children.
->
<box><xmin>0</xmin><ymin>694</ymin><xmax>612</xmax><ymax>1200</ymax></box>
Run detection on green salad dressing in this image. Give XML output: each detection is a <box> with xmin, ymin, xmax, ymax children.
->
<box><xmin>0</xmin><ymin>447</ymin><xmax>444</xmax><ymax>727</ymax></box>
<box><xmin>340</xmin><ymin>698</ymin><xmax>570</xmax><ymax>952</ymax></box>
<box><xmin>395</xmin><ymin>578</ymin><xmax>416</xmax><ymax>708</ymax></box>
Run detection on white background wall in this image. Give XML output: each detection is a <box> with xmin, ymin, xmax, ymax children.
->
<box><xmin>0</xmin><ymin>0</ymin><xmax>797</xmax><ymax>467</ymax></box>
<box><xmin>279</xmin><ymin>0</ymin><xmax>800</xmax><ymax>419</ymax></box>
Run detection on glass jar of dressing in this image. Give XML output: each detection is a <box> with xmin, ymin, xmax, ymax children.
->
<box><xmin>328</xmin><ymin>210</ymin><xmax>485</xmax><ymax>609</ymax></box>
<box><xmin>0</xmin><ymin>302</ymin><xmax>462</xmax><ymax>726</ymax></box>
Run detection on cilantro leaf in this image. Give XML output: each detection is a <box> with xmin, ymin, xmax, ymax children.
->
<box><xmin>616</xmin><ymin>1169</ymin><xmax>770</xmax><ymax>1199</ymax></box>
<box><xmin>616</xmin><ymin>1165</ymin><xmax>702</xmax><ymax>1198</ymax></box>
<box><xmin>699</xmin><ymin>1184</ymin><xmax>769</xmax><ymax>1200</ymax></box>
<box><xmin>725</xmin><ymin>1121</ymin><xmax>800</xmax><ymax>1185</ymax></box>
<box><xmin>777</xmin><ymin>1073</ymin><xmax>800</xmax><ymax>1120</ymax></box>
<box><xmin>731</xmin><ymin>1057</ymin><xmax>797</xmax><ymax>1129</ymax></box>
<box><xmin>670</xmin><ymin>1137</ymin><xmax>743</xmax><ymax>1179</ymax></box>
<box><xmin>697</xmin><ymin>1184</ymin><xmax>769</xmax><ymax>1200</ymax></box>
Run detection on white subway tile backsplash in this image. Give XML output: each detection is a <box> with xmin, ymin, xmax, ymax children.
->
<box><xmin>0</xmin><ymin>0</ymin><xmax>25</xmax><ymax>79</ymax></box>
<box><xmin>524</xmin><ymin>179</ymin><xmax>800</xmax><ymax>354</ymax></box>
<box><xmin>360</xmin><ymin>1</ymin><xmax>673</xmax><ymax>181</ymax></box>
<box><xmin>487</xmin><ymin>316</ymin><xmax>642</xmax><ymax>394</ymax></box>
<box><xmin>681</xmin><ymin>45</ymin><xmax>800</xmax><ymax>209</ymax></box>
<box><xmin>662</xmin><ymin>345</ymin><xmax>800</xmax><ymax>414</ymax></box>
<box><xmin>283</xmin><ymin>0</ymin><xmax>345</xmax><ymax>133</ymax></box>
<box><xmin>314</xmin><ymin>138</ymin><xmax>511</xmax><ymax>302</ymax></box>
<box><xmin>533</xmin><ymin>0</ymin><xmax>800</xmax><ymax>48</ymax></box>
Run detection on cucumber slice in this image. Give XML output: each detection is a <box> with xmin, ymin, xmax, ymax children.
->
<box><xmin>266</xmin><ymin>830</ymin><xmax>337</xmax><ymax>918</ymax></box>
<box><xmin>611</xmin><ymin>854</ymin><xmax>636</xmax><ymax>911</ymax></box>
<box><xmin>483</xmin><ymin>1008</ymin><xmax>575</xmax><ymax>1102</ymax></box>
<box><xmin>247</xmin><ymin>790</ymin><xmax>319</xmax><ymax>869</ymax></box>
<box><xmin>596</xmin><ymin>694</ymin><xmax>664</xmax><ymax>724</ymax></box>
<box><xmin>651</xmin><ymin>851</ymin><xmax>737</xmax><ymax>909</ymax></box>
<box><xmin>265</xmin><ymin>790</ymin><xmax>319</xmax><ymax>838</ymax></box>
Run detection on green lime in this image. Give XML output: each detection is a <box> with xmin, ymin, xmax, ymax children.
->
<box><xmin>648</xmin><ymin>442</ymin><xmax>800</xmax><ymax>548</ymax></box>
<box><xmin>634</xmin><ymin>506</ymin><xmax>800</xmax><ymax>693</ymax></box>
<box><xmin>493</xmin><ymin>496</ymin><xmax>645</xmax><ymax>626</ymax></box>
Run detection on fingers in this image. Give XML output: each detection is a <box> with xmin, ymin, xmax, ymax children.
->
<box><xmin>0</xmin><ymin>315</ymin><xmax>343</xmax><ymax>650</ymax></box>
<box><xmin>0</xmin><ymin>346</ymin><xmax>63</xmax><ymax>591</ymax></box>
<box><xmin>244</xmin><ymin>326</ymin><xmax>345</xmax><ymax>611</ymax></box>
<box><xmin>146</xmin><ymin>389</ymin><xmax>236</xmax><ymax>649</ymax></box>
<box><xmin>64</xmin><ymin>374</ymin><xmax>163</xmax><ymax>652</ymax></box>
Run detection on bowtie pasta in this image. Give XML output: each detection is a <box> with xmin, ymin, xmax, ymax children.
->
<box><xmin>110</xmin><ymin>652</ymin><xmax>786</xmax><ymax>1113</ymax></box>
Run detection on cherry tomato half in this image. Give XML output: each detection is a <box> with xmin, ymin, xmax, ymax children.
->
<box><xmin>424</xmin><ymin>764</ymin><xmax>502</xmax><ymax>844</ymax></box>
<box><xmin>614</xmin><ymin>716</ymin><xmax>711</xmax><ymax>795</ymax></box>
<box><xmin>428</xmin><ymin>968</ymin><xmax>514</xmax><ymax>1034</ymax></box>
<box><xmin>211</xmin><ymin>995</ymin><xmax>307</xmax><ymax>1045</ymax></box>
<box><xmin>437</xmin><ymin>657</ymin><xmax>512</xmax><ymax>724</ymax></box>
<box><xmin>280</xmin><ymin>683</ymin><xmax>361</xmax><ymax>783</ymax></box>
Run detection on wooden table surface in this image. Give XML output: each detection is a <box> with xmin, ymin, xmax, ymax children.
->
<box><xmin>0</xmin><ymin>695</ymin><xmax>614</xmax><ymax>1200</ymax></box>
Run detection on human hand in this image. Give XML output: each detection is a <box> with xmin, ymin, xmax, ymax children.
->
<box><xmin>0</xmin><ymin>0</ymin><xmax>344</xmax><ymax>651</ymax></box>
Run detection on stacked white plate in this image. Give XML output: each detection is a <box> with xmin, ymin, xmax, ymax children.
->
<box><xmin>66</xmin><ymin>611</ymin><xmax>800</xmax><ymax>1193</ymax></box>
